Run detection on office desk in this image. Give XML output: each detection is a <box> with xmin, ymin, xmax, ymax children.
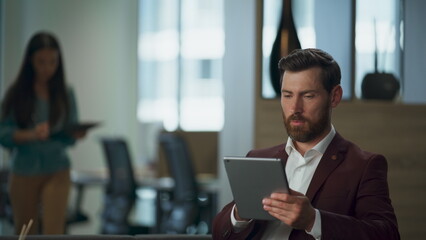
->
<box><xmin>71</xmin><ymin>169</ymin><xmax>219</xmax><ymax>193</ymax></box>
<box><xmin>70</xmin><ymin>169</ymin><xmax>218</xmax><ymax>233</ymax></box>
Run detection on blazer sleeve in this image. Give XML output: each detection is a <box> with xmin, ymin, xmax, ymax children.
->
<box><xmin>319</xmin><ymin>154</ymin><xmax>400</xmax><ymax>240</ymax></box>
<box><xmin>212</xmin><ymin>201</ymin><xmax>266</xmax><ymax>240</ymax></box>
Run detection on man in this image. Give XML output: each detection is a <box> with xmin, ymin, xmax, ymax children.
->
<box><xmin>212</xmin><ymin>48</ymin><xmax>400</xmax><ymax>240</ymax></box>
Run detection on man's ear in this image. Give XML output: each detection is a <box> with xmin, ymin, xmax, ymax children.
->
<box><xmin>330</xmin><ymin>85</ymin><xmax>343</xmax><ymax>108</ymax></box>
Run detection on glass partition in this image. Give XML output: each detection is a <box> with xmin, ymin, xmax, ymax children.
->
<box><xmin>355</xmin><ymin>0</ymin><xmax>403</xmax><ymax>100</ymax></box>
<box><xmin>261</xmin><ymin>0</ymin><xmax>353</xmax><ymax>100</ymax></box>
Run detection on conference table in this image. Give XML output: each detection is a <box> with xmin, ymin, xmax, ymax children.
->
<box><xmin>69</xmin><ymin>168</ymin><xmax>219</xmax><ymax>232</ymax></box>
<box><xmin>71</xmin><ymin>168</ymin><xmax>219</xmax><ymax>191</ymax></box>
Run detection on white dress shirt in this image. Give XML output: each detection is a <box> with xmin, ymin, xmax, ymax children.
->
<box><xmin>231</xmin><ymin>126</ymin><xmax>336</xmax><ymax>240</ymax></box>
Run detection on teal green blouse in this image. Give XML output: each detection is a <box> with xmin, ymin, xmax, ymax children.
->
<box><xmin>0</xmin><ymin>88</ymin><xmax>79</xmax><ymax>176</ymax></box>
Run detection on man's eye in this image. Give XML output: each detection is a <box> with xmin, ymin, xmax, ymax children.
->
<box><xmin>282</xmin><ymin>94</ymin><xmax>291</xmax><ymax>98</ymax></box>
<box><xmin>305</xmin><ymin>95</ymin><xmax>314</xmax><ymax>99</ymax></box>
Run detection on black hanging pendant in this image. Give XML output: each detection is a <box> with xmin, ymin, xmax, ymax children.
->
<box><xmin>269</xmin><ymin>0</ymin><xmax>301</xmax><ymax>97</ymax></box>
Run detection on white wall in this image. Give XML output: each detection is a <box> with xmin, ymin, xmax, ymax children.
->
<box><xmin>1</xmin><ymin>0</ymin><xmax>140</xmax><ymax>171</ymax></box>
<box><xmin>218</xmin><ymin>0</ymin><xmax>256</xmax><ymax>209</ymax></box>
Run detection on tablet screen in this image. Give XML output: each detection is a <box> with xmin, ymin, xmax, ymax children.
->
<box><xmin>224</xmin><ymin>156</ymin><xmax>289</xmax><ymax>220</ymax></box>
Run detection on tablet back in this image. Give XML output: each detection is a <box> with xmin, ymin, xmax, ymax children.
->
<box><xmin>224</xmin><ymin>156</ymin><xmax>289</xmax><ymax>220</ymax></box>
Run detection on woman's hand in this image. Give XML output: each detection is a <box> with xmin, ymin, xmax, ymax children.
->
<box><xmin>34</xmin><ymin>122</ymin><xmax>50</xmax><ymax>140</ymax></box>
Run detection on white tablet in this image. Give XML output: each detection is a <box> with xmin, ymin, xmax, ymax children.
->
<box><xmin>223</xmin><ymin>156</ymin><xmax>289</xmax><ymax>221</ymax></box>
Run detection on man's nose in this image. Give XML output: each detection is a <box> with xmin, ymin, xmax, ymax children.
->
<box><xmin>291</xmin><ymin>97</ymin><xmax>303</xmax><ymax>114</ymax></box>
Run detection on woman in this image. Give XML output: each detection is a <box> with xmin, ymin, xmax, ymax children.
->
<box><xmin>0</xmin><ymin>31</ymin><xmax>85</xmax><ymax>234</ymax></box>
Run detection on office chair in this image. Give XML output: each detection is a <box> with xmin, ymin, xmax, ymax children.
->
<box><xmin>158</xmin><ymin>132</ymin><xmax>210</xmax><ymax>234</ymax></box>
<box><xmin>0</xmin><ymin>169</ymin><xmax>14</xmax><ymax>228</ymax></box>
<box><xmin>99</xmin><ymin>137</ymin><xmax>150</xmax><ymax>235</ymax></box>
<box><xmin>66</xmin><ymin>183</ymin><xmax>90</xmax><ymax>227</ymax></box>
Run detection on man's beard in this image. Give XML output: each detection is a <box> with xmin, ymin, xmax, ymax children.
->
<box><xmin>283</xmin><ymin>104</ymin><xmax>331</xmax><ymax>143</ymax></box>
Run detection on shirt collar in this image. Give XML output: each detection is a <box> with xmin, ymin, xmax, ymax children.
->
<box><xmin>285</xmin><ymin>125</ymin><xmax>336</xmax><ymax>156</ymax></box>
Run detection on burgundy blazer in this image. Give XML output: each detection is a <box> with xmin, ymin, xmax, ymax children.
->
<box><xmin>212</xmin><ymin>133</ymin><xmax>400</xmax><ymax>240</ymax></box>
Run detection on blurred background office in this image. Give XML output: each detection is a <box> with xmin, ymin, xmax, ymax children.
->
<box><xmin>0</xmin><ymin>0</ymin><xmax>425</xmax><ymax>239</ymax></box>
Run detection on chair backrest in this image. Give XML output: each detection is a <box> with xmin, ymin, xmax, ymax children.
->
<box><xmin>99</xmin><ymin>137</ymin><xmax>137</xmax><ymax>234</ymax></box>
<box><xmin>100</xmin><ymin>138</ymin><xmax>137</xmax><ymax>199</ymax></box>
<box><xmin>158</xmin><ymin>132</ymin><xmax>202</xmax><ymax>233</ymax></box>
<box><xmin>158</xmin><ymin>132</ymin><xmax>198</xmax><ymax>201</ymax></box>
<box><xmin>0</xmin><ymin>169</ymin><xmax>13</xmax><ymax>222</ymax></box>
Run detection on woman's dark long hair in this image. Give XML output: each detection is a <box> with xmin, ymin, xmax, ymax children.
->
<box><xmin>1</xmin><ymin>31</ymin><xmax>69</xmax><ymax>128</ymax></box>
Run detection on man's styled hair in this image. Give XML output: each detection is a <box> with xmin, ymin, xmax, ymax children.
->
<box><xmin>278</xmin><ymin>48</ymin><xmax>341</xmax><ymax>93</ymax></box>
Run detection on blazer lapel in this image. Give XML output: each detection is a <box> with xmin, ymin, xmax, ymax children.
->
<box><xmin>305</xmin><ymin>133</ymin><xmax>348</xmax><ymax>201</ymax></box>
<box><xmin>274</xmin><ymin>146</ymin><xmax>289</xmax><ymax>166</ymax></box>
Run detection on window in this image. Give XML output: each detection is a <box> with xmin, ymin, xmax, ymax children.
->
<box><xmin>138</xmin><ymin>0</ymin><xmax>224</xmax><ymax>131</ymax></box>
